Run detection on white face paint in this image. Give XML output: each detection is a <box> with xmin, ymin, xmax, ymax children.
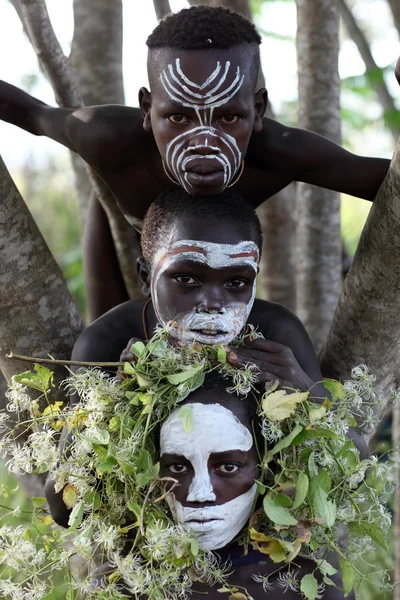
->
<box><xmin>160</xmin><ymin>403</ymin><xmax>257</xmax><ymax>551</ymax></box>
<box><xmin>160</xmin><ymin>58</ymin><xmax>244</xmax><ymax>193</ymax></box>
<box><xmin>151</xmin><ymin>239</ymin><xmax>259</xmax><ymax>345</ymax></box>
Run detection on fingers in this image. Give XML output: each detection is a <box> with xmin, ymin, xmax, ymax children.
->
<box><xmin>120</xmin><ymin>337</ymin><xmax>146</xmax><ymax>363</ymax></box>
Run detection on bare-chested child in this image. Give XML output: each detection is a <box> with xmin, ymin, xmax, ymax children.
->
<box><xmin>1</xmin><ymin>6</ymin><xmax>398</xmax><ymax>319</ymax></box>
<box><xmin>45</xmin><ymin>187</ymin><xmax>333</xmax><ymax>525</ymax></box>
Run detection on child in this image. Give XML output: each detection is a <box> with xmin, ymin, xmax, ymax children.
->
<box><xmin>71</xmin><ymin>187</ymin><xmax>326</xmax><ymax>397</ymax></box>
<box><xmin>0</xmin><ymin>6</ymin><xmax>396</xmax><ymax>318</ymax></box>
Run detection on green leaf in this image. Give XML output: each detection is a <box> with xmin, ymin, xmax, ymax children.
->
<box><xmin>31</xmin><ymin>496</ymin><xmax>46</xmax><ymax>508</ymax></box>
<box><xmin>322</xmin><ymin>378</ymin><xmax>344</xmax><ymax>401</ymax></box>
<box><xmin>68</xmin><ymin>501</ymin><xmax>84</xmax><ymax>529</ymax></box>
<box><xmin>340</xmin><ymin>558</ymin><xmax>355</xmax><ymax>596</ymax></box>
<box><xmin>308</xmin><ymin>451</ymin><xmax>318</xmax><ymax>478</ymax></box>
<box><xmin>255</xmin><ymin>480</ymin><xmax>266</xmax><ymax>495</ymax></box>
<box><xmin>292</xmin><ymin>472</ymin><xmax>309</xmax><ymax>510</ymax></box>
<box><xmin>313</xmin><ymin>487</ymin><xmax>336</xmax><ymax>528</ymax></box>
<box><xmin>123</xmin><ymin>362</ymin><xmax>136</xmax><ymax>375</ymax></box>
<box><xmin>300</xmin><ymin>573</ymin><xmax>318</xmax><ymax>600</ymax></box>
<box><xmin>216</xmin><ymin>344</ymin><xmax>227</xmax><ymax>364</ymax></box>
<box><xmin>92</xmin><ymin>443</ymin><xmax>108</xmax><ymax>462</ymax></box>
<box><xmin>309</xmin><ymin>470</ymin><xmax>331</xmax><ymax>501</ymax></box>
<box><xmin>109</xmin><ymin>416</ymin><xmax>121</xmax><ymax>432</ymax></box>
<box><xmin>263</xmin><ymin>496</ymin><xmax>297</xmax><ymax>526</ymax></box>
<box><xmin>319</xmin><ymin>560</ymin><xmax>337</xmax><ymax>577</ymax></box>
<box><xmin>274</xmin><ymin>493</ymin><xmax>292</xmax><ymax>508</ymax></box>
<box><xmin>261</xmin><ymin>390</ymin><xmax>309</xmax><ymax>422</ymax></box>
<box><xmin>82</xmin><ymin>429</ymin><xmax>110</xmax><ymax>445</ymax></box>
<box><xmin>178</xmin><ymin>405</ymin><xmax>194</xmax><ymax>433</ymax></box>
<box><xmin>63</xmin><ymin>484</ymin><xmax>79</xmax><ymax>509</ymax></box>
<box><xmin>190</xmin><ymin>538</ymin><xmax>199</xmax><ymax>557</ymax></box>
<box><xmin>97</xmin><ymin>455</ymin><xmax>117</xmax><ymax>473</ymax></box>
<box><xmin>308</xmin><ymin>405</ymin><xmax>327</xmax><ymax>424</ymax></box>
<box><xmin>355</xmin><ymin>522</ymin><xmax>388</xmax><ymax>551</ymax></box>
<box><xmin>166</xmin><ymin>365</ymin><xmax>203</xmax><ymax>385</ymax></box>
<box><xmin>14</xmin><ymin>364</ymin><xmax>54</xmax><ymax>393</ymax></box>
<box><xmin>130</xmin><ymin>341</ymin><xmax>146</xmax><ymax>358</ymax></box>
<box><xmin>307</xmin><ymin>428</ymin><xmax>339</xmax><ymax>440</ymax></box>
<box><xmin>267</xmin><ymin>424</ymin><xmax>303</xmax><ymax>456</ymax></box>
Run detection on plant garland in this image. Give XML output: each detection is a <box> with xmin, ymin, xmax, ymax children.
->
<box><xmin>0</xmin><ymin>325</ymin><xmax>395</xmax><ymax>599</ymax></box>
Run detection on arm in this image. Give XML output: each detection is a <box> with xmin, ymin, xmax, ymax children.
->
<box><xmin>0</xmin><ymin>80</ymin><xmax>141</xmax><ymax>168</ymax></box>
<box><xmin>0</xmin><ymin>80</ymin><xmax>76</xmax><ymax>148</ymax></box>
<box><xmin>289</xmin><ymin>126</ymin><xmax>390</xmax><ymax>201</ymax></box>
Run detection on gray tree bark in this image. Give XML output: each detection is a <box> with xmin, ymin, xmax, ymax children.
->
<box><xmin>0</xmin><ymin>154</ymin><xmax>83</xmax><ymax>395</ymax></box>
<box><xmin>153</xmin><ymin>0</ymin><xmax>172</xmax><ymax>21</ymax></box>
<box><xmin>339</xmin><ymin>0</ymin><xmax>400</xmax><ymax>143</ymax></box>
<box><xmin>17</xmin><ymin>0</ymin><xmax>141</xmax><ymax>302</ymax></box>
<box><xmin>387</xmin><ymin>0</ymin><xmax>400</xmax><ymax>37</ymax></box>
<box><xmin>320</xmin><ymin>137</ymin><xmax>400</xmax><ymax>437</ymax></box>
<box><xmin>295</xmin><ymin>0</ymin><xmax>342</xmax><ymax>355</ymax></box>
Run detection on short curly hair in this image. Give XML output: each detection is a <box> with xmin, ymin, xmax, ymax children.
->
<box><xmin>146</xmin><ymin>6</ymin><xmax>261</xmax><ymax>50</ymax></box>
<box><xmin>141</xmin><ymin>188</ymin><xmax>262</xmax><ymax>264</ymax></box>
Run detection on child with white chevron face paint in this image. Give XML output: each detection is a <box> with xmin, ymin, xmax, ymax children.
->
<box><xmin>141</xmin><ymin>46</ymin><xmax>266</xmax><ymax>197</ymax></box>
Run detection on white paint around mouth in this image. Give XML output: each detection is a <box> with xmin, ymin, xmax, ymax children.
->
<box><xmin>160</xmin><ymin>58</ymin><xmax>244</xmax><ymax>192</ymax></box>
<box><xmin>160</xmin><ymin>403</ymin><xmax>257</xmax><ymax>550</ymax></box>
<box><xmin>151</xmin><ymin>239</ymin><xmax>259</xmax><ymax>345</ymax></box>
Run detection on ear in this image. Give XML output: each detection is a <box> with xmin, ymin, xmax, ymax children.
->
<box><xmin>253</xmin><ymin>88</ymin><xmax>268</xmax><ymax>133</ymax></box>
<box><xmin>137</xmin><ymin>257</ymin><xmax>151</xmax><ymax>296</ymax></box>
<box><xmin>139</xmin><ymin>87</ymin><xmax>152</xmax><ymax>133</ymax></box>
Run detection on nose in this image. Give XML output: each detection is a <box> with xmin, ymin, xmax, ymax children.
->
<box><xmin>187</xmin><ymin>134</ymin><xmax>221</xmax><ymax>156</ymax></box>
<box><xmin>186</xmin><ymin>469</ymin><xmax>216</xmax><ymax>503</ymax></box>
<box><xmin>196</xmin><ymin>287</ymin><xmax>225</xmax><ymax>314</ymax></box>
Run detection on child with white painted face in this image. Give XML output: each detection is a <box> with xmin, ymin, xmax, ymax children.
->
<box><xmin>90</xmin><ymin>373</ymin><xmax>351</xmax><ymax>599</ymax></box>
<box><xmin>1</xmin><ymin>5</ymin><xmax>396</xmax><ymax>321</ymax></box>
<box><xmin>118</xmin><ymin>188</ymin><xmax>327</xmax><ymax>398</ymax></box>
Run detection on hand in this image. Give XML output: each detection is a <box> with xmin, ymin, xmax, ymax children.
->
<box><xmin>116</xmin><ymin>337</ymin><xmax>146</xmax><ymax>383</ymax></box>
<box><xmin>225</xmin><ymin>338</ymin><xmax>314</xmax><ymax>391</ymax></box>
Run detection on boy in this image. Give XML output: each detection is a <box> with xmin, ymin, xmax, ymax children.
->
<box><xmin>72</xmin><ymin>188</ymin><xmax>326</xmax><ymax>397</ymax></box>
<box><xmin>0</xmin><ymin>6</ymin><xmax>397</xmax><ymax>319</ymax></box>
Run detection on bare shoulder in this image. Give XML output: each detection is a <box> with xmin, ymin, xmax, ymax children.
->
<box><xmin>72</xmin><ymin>299</ymin><xmax>146</xmax><ymax>363</ymax></box>
<box><xmin>65</xmin><ymin>104</ymin><xmax>145</xmax><ymax>167</ymax></box>
<box><xmin>248</xmin><ymin>298</ymin><xmax>305</xmax><ymax>339</ymax></box>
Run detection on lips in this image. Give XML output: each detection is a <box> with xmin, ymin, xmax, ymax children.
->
<box><xmin>184</xmin><ymin>170</ymin><xmax>224</xmax><ymax>188</ymax></box>
<box><xmin>185</xmin><ymin>164</ymin><xmax>223</xmax><ymax>175</ymax></box>
<box><xmin>185</xmin><ymin>518</ymin><xmax>222</xmax><ymax>532</ymax></box>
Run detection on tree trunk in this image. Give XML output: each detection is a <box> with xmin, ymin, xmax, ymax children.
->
<box><xmin>295</xmin><ymin>0</ymin><xmax>342</xmax><ymax>355</ymax></box>
<box><xmin>153</xmin><ymin>0</ymin><xmax>172</xmax><ymax>21</ymax></box>
<box><xmin>339</xmin><ymin>0</ymin><xmax>400</xmax><ymax>143</ymax></box>
<box><xmin>18</xmin><ymin>0</ymin><xmax>141</xmax><ymax>303</ymax></box>
<box><xmin>0</xmin><ymin>153</ymin><xmax>83</xmax><ymax>397</ymax></box>
<box><xmin>320</xmin><ymin>137</ymin><xmax>400</xmax><ymax>437</ymax></box>
<box><xmin>387</xmin><ymin>0</ymin><xmax>400</xmax><ymax>37</ymax></box>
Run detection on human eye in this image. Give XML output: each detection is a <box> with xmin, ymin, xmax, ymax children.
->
<box><xmin>215</xmin><ymin>463</ymin><xmax>240</xmax><ymax>475</ymax></box>
<box><xmin>225</xmin><ymin>278</ymin><xmax>248</xmax><ymax>289</ymax></box>
<box><xmin>168</xmin><ymin>464</ymin><xmax>189</xmax><ymax>474</ymax></box>
<box><xmin>167</xmin><ymin>114</ymin><xmax>189</xmax><ymax>123</ymax></box>
<box><xmin>173</xmin><ymin>274</ymin><xmax>199</xmax><ymax>285</ymax></box>
<box><xmin>220</xmin><ymin>114</ymin><xmax>239</xmax><ymax>123</ymax></box>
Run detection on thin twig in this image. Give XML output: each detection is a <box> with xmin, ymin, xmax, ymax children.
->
<box><xmin>7</xmin><ymin>352</ymin><xmax>123</xmax><ymax>368</ymax></box>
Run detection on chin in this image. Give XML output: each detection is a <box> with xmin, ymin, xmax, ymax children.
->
<box><xmin>184</xmin><ymin>183</ymin><xmax>227</xmax><ymax>198</ymax></box>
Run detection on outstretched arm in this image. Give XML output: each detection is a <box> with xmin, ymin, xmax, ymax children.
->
<box><xmin>0</xmin><ymin>80</ymin><xmax>75</xmax><ymax>148</ymax></box>
<box><xmin>289</xmin><ymin>126</ymin><xmax>390</xmax><ymax>202</ymax></box>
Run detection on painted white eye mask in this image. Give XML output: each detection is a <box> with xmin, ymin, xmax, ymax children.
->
<box><xmin>160</xmin><ymin>403</ymin><xmax>257</xmax><ymax>551</ymax></box>
<box><xmin>161</xmin><ymin>58</ymin><xmax>244</xmax><ymax>193</ymax></box>
<box><xmin>151</xmin><ymin>239</ymin><xmax>259</xmax><ymax>345</ymax></box>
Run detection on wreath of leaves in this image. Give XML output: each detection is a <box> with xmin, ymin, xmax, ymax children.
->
<box><xmin>0</xmin><ymin>327</ymin><xmax>395</xmax><ymax>599</ymax></box>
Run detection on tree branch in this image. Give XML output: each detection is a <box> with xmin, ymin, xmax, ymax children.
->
<box><xmin>339</xmin><ymin>0</ymin><xmax>399</xmax><ymax>142</ymax></box>
<box><xmin>387</xmin><ymin>0</ymin><xmax>400</xmax><ymax>38</ymax></box>
<box><xmin>17</xmin><ymin>0</ymin><xmax>141</xmax><ymax>301</ymax></box>
<box><xmin>153</xmin><ymin>0</ymin><xmax>172</xmax><ymax>21</ymax></box>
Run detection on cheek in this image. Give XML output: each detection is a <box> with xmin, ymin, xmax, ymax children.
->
<box><xmin>152</xmin><ymin>277</ymin><xmax>197</xmax><ymax>321</ymax></box>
